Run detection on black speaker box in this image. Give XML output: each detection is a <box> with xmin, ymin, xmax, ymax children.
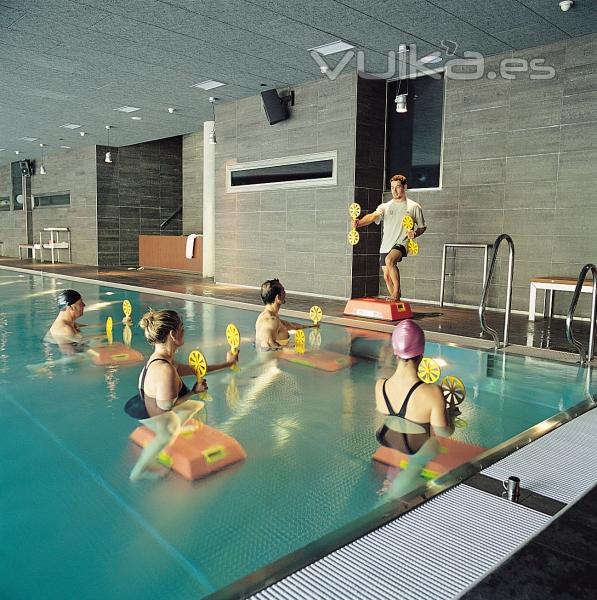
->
<box><xmin>261</xmin><ymin>89</ymin><xmax>292</xmax><ymax>125</ymax></box>
<box><xmin>19</xmin><ymin>160</ymin><xmax>32</xmax><ymax>177</ymax></box>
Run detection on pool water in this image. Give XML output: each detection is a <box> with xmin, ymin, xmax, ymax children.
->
<box><xmin>1</xmin><ymin>271</ymin><xmax>593</xmax><ymax>599</ymax></box>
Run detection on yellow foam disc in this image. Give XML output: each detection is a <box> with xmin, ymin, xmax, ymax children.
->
<box><xmin>105</xmin><ymin>316</ymin><xmax>113</xmax><ymax>337</ymax></box>
<box><xmin>188</xmin><ymin>349</ymin><xmax>207</xmax><ymax>377</ymax></box>
<box><xmin>407</xmin><ymin>239</ymin><xmax>419</xmax><ymax>256</ymax></box>
<box><xmin>348</xmin><ymin>202</ymin><xmax>361</xmax><ymax>219</ymax></box>
<box><xmin>418</xmin><ymin>357</ymin><xmax>441</xmax><ymax>384</ymax></box>
<box><xmin>348</xmin><ymin>229</ymin><xmax>360</xmax><ymax>246</ymax></box>
<box><xmin>309</xmin><ymin>329</ymin><xmax>322</xmax><ymax>348</ymax></box>
<box><xmin>309</xmin><ymin>305</ymin><xmax>323</xmax><ymax>325</ymax></box>
<box><xmin>295</xmin><ymin>341</ymin><xmax>306</xmax><ymax>355</ymax></box>
<box><xmin>294</xmin><ymin>329</ymin><xmax>305</xmax><ymax>345</ymax></box>
<box><xmin>441</xmin><ymin>375</ymin><xmax>466</xmax><ymax>406</ymax></box>
<box><xmin>402</xmin><ymin>215</ymin><xmax>414</xmax><ymax>230</ymax></box>
<box><xmin>122</xmin><ymin>299</ymin><xmax>132</xmax><ymax>317</ymax></box>
<box><xmin>225</xmin><ymin>323</ymin><xmax>240</xmax><ymax>351</ymax></box>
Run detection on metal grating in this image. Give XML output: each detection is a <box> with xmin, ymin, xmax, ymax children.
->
<box><xmin>250</xmin><ymin>486</ymin><xmax>549</xmax><ymax>600</ymax></box>
<box><xmin>482</xmin><ymin>408</ymin><xmax>597</xmax><ymax>503</ymax></box>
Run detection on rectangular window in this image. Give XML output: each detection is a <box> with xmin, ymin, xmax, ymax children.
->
<box><xmin>227</xmin><ymin>151</ymin><xmax>337</xmax><ymax>192</ymax></box>
<box><xmin>386</xmin><ymin>73</ymin><xmax>445</xmax><ymax>190</ymax></box>
<box><xmin>33</xmin><ymin>192</ymin><xmax>71</xmax><ymax>208</ymax></box>
<box><xmin>0</xmin><ymin>196</ymin><xmax>10</xmax><ymax>211</ymax></box>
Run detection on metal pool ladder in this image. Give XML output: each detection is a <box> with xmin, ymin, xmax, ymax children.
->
<box><xmin>478</xmin><ymin>233</ymin><xmax>515</xmax><ymax>349</ymax></box>
<box><xmin>566</xmin><ymin>263</ymin><xmax>597</xmax><ymax>365</ymax></box>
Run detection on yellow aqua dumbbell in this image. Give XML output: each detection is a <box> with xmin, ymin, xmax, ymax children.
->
<box><xmin>294</xmin><ymin>329</ymin><xmax>306</xmax><ymax>354</ymax></box>
<box><xmin>348</xmin><ymin>203</ymin><xmax>361</xmax><ymax>246</ymax></box>
<box><xmin>188</xmin><ymin>349</ymin><xmax>213</xmax><ymax>401</ymax></box>
<box><xmin>225</xmin><ymin>323</ymin><xmax>241</xmax><ymax>372</ymax></box>
<box><xmin>402</xmin><ymin>214</ymin><xmax>419</xmax><ymax>256</ymax></box>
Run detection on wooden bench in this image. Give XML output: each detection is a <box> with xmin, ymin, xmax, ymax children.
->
<box><xmin>528</xmin><ymin>276</ymin><xmax>593</xmax><ymax>321</ymax></box>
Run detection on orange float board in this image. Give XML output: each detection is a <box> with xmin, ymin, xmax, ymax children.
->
<box><xmin>372</xmin><ymin>437</ymin><xmax>485</xmax><ymax>478</ymax></box>
<box><xmin>89</xmin><ymin>342</ymin><xmax>144</xmax><ymax>366</ymax></box>
<box><xmin>130</xmin><ymin>421</ymin><xmax>247</xmax><ymax>481</ymax></box>
<box><xmin>344</xmin><ymin>297</ymin><xmax>413</xmax><ymax>321</ymax></box>
<box><xmin>278</xmin><ymin>349</ymin><xmax>356</xmax><ymax>372</ymax></box>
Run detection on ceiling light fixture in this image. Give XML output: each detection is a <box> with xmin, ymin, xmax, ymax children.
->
<box><xmin>39</xmin><ymin>143</ymin><xmax>47</xmax><ymax>175</ymax></box>
<box><xmin>559</xmin><ymin>0</ymin><xmax>573</xmax><ymax>11</ymax></box>
<box><xmin>208</xmin><ymin>97</ymin><xmax>217</xmax><ymax>144</ymax></box>
<box><xmin>105</xmin><ymin>125</ymin><xmax>113</xmax><ymax>163</ymax></box>
<box><xmin>15</xmin><ymin>150</ymin><xmax>20</xmax><ymax>155</ymax></box>
<box><xmin>167</xmin><ymin>107</ymin><xmax>176</xmax><ymax>114</ymax></box>
<box><xmin>420</xmin><ymin>52</ymin><xmax>443</xmax><ymax>64</ymax></box>
<box><xmin>395</xmin><ymin>44</ymin><xmax>410</xmax><ymax>114</ymax></box>
<box><xmin>59</xmin><ymin>123</ymin><xmax>81</xmax><ymax>129</ymax></box>
<box><xmin>192</xmin><ymin>80</ymin><xmax>226</xmax><ymax>90</ymax></box>
<box><xmin>115</xmin><ymin>106</ymin><xmax>140</xmax><ymax>113</ymax></box>
<box><xmin>309</xmin><ymin>40</ymin><xmax>354</xmax><ymax>56</ymax></box>
<box><xmin>131</xmin><ymin>116</ymin><xmax>142</xmax><ymax>120</ymax></box>
<box><xmin>80</xmin><ymin>131</ymin><xmax>86</xmax><ymax>137</ymax></box>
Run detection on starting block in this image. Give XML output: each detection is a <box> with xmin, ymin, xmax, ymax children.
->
<box><xmin>88</xmin><ymin>342</ymin><xmax>144</xmax><ymax>366</ymax></box>
<box><xmin>278</xmin><ymin>349</ymin><xmax>356</xmax><ymax>372</ymax></box>
<box><xmin>344</xmin><ymin>297</ymin><xmax>413</xmax><ymax>321</ymax></box>
<box><xmin>372</xmin><ymin>437</ymin><xmax>485</xmax><ymax>479</ymax></box>
<box><xmin>130</xmin><ymin>420</ymin><xmax>247</xmax><ymax>481</ymax></box>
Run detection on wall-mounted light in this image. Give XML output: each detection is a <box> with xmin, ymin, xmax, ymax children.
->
<box><xmin>209</xmin><ymin>97</ymin><xmax>217</xmax><ymax>144</ymax></box>
<box><xmin>395</xmin><ymin>44</ymin><xmax>410</xmax><ymax>114</ymax></box>
<box><xmin>39</xmin><ymin>143</ymin><xmax>47</xmax><ymax>175</ymax></box>
<box><xmin>167</xmin><ymin>107</ymin><xmax>176</xmax><ymax>114</ymax></box>
<box><xmin>105</xmin><ymin>125</ymin><xmax>112</xmax><ymax>163</ymax></box>
<box><xmin>395</xmin><ymin>93</ymin><xmax>408</xmax><ymax>113</ymax></box>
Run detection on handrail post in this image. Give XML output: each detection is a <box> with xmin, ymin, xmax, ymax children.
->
<box><xmin>566</xmin><ymin>263</ymin><xmax>597</xmax><ymax>365</ymax></box>
<box><xmin>478</xmin><ymin>234</ymin><xmax>515</xmax><ymax>349</ymax></box>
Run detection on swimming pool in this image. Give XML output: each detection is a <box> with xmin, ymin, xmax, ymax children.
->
<box><xmin>1</xmin><ymin>270</ymin><xmax>594</xmax><ymax>599</ymax></box>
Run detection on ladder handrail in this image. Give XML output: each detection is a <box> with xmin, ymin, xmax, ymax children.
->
<box><xmin>566</xmin><ymin>263</ymin><xmax>597</xmax><ymax>365</ymax></box>
<box><xmin>478</xmin><ymin>233</ymin><xmax>515</xmax><ymax>348</ymax></box>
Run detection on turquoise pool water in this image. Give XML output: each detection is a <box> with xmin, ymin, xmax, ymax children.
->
<box><xmin>1</xmin><ymin>270</ymin><xmax>594</xmax><ymax>599</ymax></box>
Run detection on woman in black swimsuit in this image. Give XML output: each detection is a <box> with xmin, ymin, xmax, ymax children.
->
<box><xmin>125</xmin><ymin>309</ymin><xmax>238</xmax><ymax>480</ymax></box>
<box><xmin>375</xmin><ymin>320</ymin><xmax>451</xmax><ymax>497</ymax></box>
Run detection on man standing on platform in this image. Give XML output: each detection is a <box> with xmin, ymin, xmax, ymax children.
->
<box><xmin>353</xmin><ymin>174</ymin><xmax>426</xmax><ymax>301</ymax></box>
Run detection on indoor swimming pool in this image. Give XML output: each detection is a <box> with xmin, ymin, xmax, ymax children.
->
<box><xmin>1</xmin><ymin>269</ymin><xmax>594</xmax><ymax>599</ymax></box>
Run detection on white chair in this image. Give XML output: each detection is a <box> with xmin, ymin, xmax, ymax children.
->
<box><xmin>39</xmin><ymin>227</ymin><xmax>71</xmax><ymax>263</ymax></box>
<box><xmin>18</xmin><ymin>243</ymin><xmax>42</xmax><ymax>261</ymax></box>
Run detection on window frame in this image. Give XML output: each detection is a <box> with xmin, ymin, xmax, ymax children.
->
<box><xmin>226</xmin><ymin>151</ymin><xmax>337</xmax><ymax>193</ymax></box>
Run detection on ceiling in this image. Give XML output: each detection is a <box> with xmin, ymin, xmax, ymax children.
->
<box><xmin>1</xmin><ymin>0</ymin><xmax>597</xmax><ymax>167</ymax></box>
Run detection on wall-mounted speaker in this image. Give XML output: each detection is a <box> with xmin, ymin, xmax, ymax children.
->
<box><xmin>19</xmin><ymin>160</ymin><xmax>32</xmax><ymax>177</ymax></box>
<box><xmin>261</xmin><ymin>89</ymin><xmax>294</xmax><ymax>125</ymax></box>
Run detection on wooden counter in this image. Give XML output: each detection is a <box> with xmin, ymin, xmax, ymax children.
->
<box><xmin>139</xmin><ymin>235</ymin><xmax>202</xmax><ymax>273</ymax></box>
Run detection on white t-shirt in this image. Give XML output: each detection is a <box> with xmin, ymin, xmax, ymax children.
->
<box><xmin>375</xmin><ymin>197</ymin><xmax>426</xmax><ymax>254</ymax></box>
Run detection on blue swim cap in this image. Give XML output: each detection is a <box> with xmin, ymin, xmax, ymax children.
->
<box><xmin>57</xmin><ymin>289</ymin><xmax>82</xmax><ymax>310</ymax></box>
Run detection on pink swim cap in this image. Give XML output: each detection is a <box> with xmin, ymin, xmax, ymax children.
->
<box><xmin>391</xmin><ymin>320</ymin><xmax>425</xmax><ymax>359</ymax></box>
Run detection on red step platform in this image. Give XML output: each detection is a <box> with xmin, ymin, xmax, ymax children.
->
<box><xmin>344</xmin><ymin>297</ymin><xmax>413</xmax><ymax>321</ymax></box>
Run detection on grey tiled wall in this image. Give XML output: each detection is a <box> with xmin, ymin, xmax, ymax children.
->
<box><xmin>96</xmin><ymin>137</ymin><xmax>182</xmax><ymax>267</ymax></box>
<box><xmin>182</xmin><ymin>132</ymin><xmax>203</xmax><ymax>235</ymax></box>
<box><xmin>0</xmin><ymin>147</ymin><xmax>98</xmax><ymax>265</ymax></box>
<box><xmin>214</xmin><ymin>72</ymin><xmax>357</xmax><ymax>298</ymax></box>
<box><xmin>394</xmin><ymin>33</ymin><xmax>597</xmax><ymax>316</ymax></box>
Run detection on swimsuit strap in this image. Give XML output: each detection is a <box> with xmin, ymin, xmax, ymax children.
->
<box><xmin>381</xmin><ymin>379</ymin><xmax>396</xmax><ymax>415</ymax></box>
<box><xmin>139</xmin><ymin>358</ymin><xmax>172</xmax><ymax>398</ymax></box>
<box><xmin>397</xmin><ymin>380</ymin><xmax>424</xmax><ymax>418</ymax></box>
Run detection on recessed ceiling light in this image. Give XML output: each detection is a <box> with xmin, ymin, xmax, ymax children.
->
<box><xmin>131</xmin><ymin>116</ymin><xmax>142</xmax><ymax>120</ymax></box>
<box><xmin>59</xmin><ymin>145</ymin><xmax>71</xmax><ymax>149</ymax></box>
<box><xmin>59</xmin><ymin>123</ymin><xmax>81</xmax><ymax>129</ymax></box>
<box><xmin>20</xmin><ymin>136</ymin><xmax>38</xmax><ymax>142</ymax></box>
<box><xmin>115</xmin><ymin>106</ymin><xmax>141</xmax><ymax>113</ymax></box>
<box><xmin>309</xmin><ymin>40</ymin><xmax>354</xmax><ymax>56</ymax></box>
<box><xmin>420</xmin><ymin>52</ymin><xmax>443</xmax><ymax>64</ymax></box>
<box><xmin>191</xmin><ymin>80</ymin><xmax>226</xmax><ymax>90</ymax></box>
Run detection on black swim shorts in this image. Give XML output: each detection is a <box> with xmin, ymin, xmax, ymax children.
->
<box><xmin>380</xmin><ymin>244</ymin><xmax>407</xmax><ymax>266</ymax></box>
